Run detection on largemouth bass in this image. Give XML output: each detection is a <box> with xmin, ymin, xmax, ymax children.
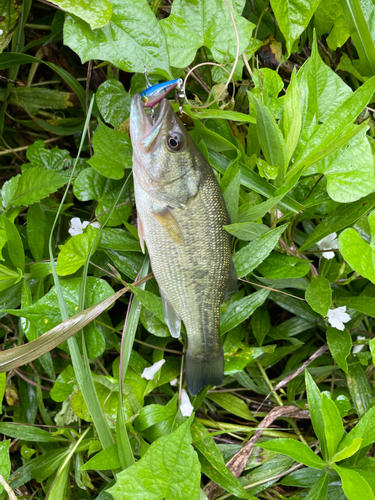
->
<box><xmin>130</xmin><ymin>95</ymin><xmax>237</xmax><ymax>395</ymax></box>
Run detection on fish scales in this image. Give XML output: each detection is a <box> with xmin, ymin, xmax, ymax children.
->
<box><xmin>130</xmin><ymin>94</ymin><xmax>234</xmax><ymax>395</ymax></box>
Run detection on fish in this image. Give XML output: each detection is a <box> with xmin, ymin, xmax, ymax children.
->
<box><xmin>130</xmin><ymin>94</ymin><xmax>237</xmax><ymax>395</ymax></box>
<box><xmin>140</xmin><ymin>79</ymin><xmax>183</xmax><ymax>108</ymax></box>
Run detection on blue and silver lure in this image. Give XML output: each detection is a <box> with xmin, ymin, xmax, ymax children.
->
<box><xmin>140</xmin><ymin>78</ymin><xmax>183</xmax><ymax>108</ymax></box>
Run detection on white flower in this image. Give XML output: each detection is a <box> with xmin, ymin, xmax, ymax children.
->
<box><xmin>353</xmin><ymin>335</ymin><xmax>366</xmax><ymax>354</ymax></box>
<box><xmin>180</xmin><ymin>389</ymin><xmax>194</xmax><ymax>417</ymax></box>
<box><xmin>141</xmin><ymin>359</ymin><xmax>165</xmax><ymax>380</ymax></box>
<box><xmin>68</xmin><ymin>217</ymin><xmax>100</xmax><ymax>236</ymax></box>
<box><xmin>68</xmin><ymin>217</ymin><xmax>89</xmax><ymax>236</ymax></box>
<box><xmin>0</xmin><ymin>29</ymin><xmax>3</xmax><ymax>36</ymax></box>
<box><xmin>170</xmin><ymin>378</ymin><xmax>178</xmax><ymax>386</ymax></box>
<box><xmin>317</xmin><ymin>232</ymin><xmax>339</xmax><ymax>260</ymax></box>
<box><xmin>327</xmin><ymin>306</ymin><xmax>351</xmax><ymax>331</ymax></box>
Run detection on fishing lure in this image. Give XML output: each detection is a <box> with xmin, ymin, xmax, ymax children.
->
<box><xmin>140</xmin><ymin>78</ymin><xmax>183</xmax><ymax>108</ymax></box>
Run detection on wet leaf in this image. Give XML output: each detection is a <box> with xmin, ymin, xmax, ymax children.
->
<box><xmin>64</xmin><ymin>0</ymin><xmax>171</xmax><ymax>79</ymax></box>
<box><xmin>49</xmin><ymin>0</ymin><xmax>112</xmax><ymax>29</ymax></box>
<box><xmin>160</xmin><ymin>0</ymin><xmax>255</xmax><ymax>68</ymax></box>
<box><xmin>87</xmin><ymin>120</ymin><xmax>132</xmax><ymax>179</ymax></box>
<box><xmin>57</xmin><ymin>225</ymin><xmax>101</xmax><ymax>276</ymax></box>
<box><xmin>96</xmin><ymin>79</ymin><xmax>131</xmax><ymax>128</ymax></box>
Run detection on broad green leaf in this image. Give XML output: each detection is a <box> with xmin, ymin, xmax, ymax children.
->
<box><xmin>270</xmin><ymin>0</ymin><xmax>321</xmax><ymax>55</ymax></box>
<box><xmin>252</xmin><ymin>307</ymin><xmax>270</xmax><ymax>346</ymax></box>
<box><xmin>188</xmin><ymin>109</ymin><xmax>256</xmax><ymax>124</ymax></box>
<box><xmin>0</xmin><ymin>0</ymin><xmax>22</xmax><ymax>53</ymax></box>
<box><xmin>326</xmin><ymin>327</ymin><xmax>351</xmax><ymax>373</ymax></box>
<box><xmin>338</xmin><ymin>228</ymin><xmax>375</xmax><ymax>284</ymax></box>
<box><xmin>224</xmin><ymin>346</ymin><xmax>265</xmax><ymax>375</ymax></box>
<box><xmin>338</xmin><ymin>406</ymin><xmax>375</xmax><ymax>452</ymax></box>
<box><xmin>257</xmin><ymin>253</ymin><xmax>310</xmax><ymax>279</ymax></box>
<box><xmin>100</xmin><ymin>228</ymin><xmax>141</xmax><ymax>253</ymax></box>
<box><xmin>221</xmin><ymin>159</ymin><xmax>241</xmax><ymax>223</ymax></box>
<box><xmin>160</xmin><ymin>0</ymin><xmax>255</xmax><ymax>68</ymax></box>
<box><xmin>96</xmin><ymin>79</ymin><xmax>131</xmax><ymax>128</ymax></box>
<box><xmin>334</xmin><ymin>465</ymin><xmax>375</xmax><ymax>500</ymax></box>
<box><xmin>26</xmin><ymin>140</ymin><xmax>73</xmax><ymax>174</ymax></box>
<box><xmin>2</xmin><ymin>277</ymin><xmax>114</xmax><ymax>359</ymax></box>
<box><xmin>191</xmin><ymin>421</ymin><xmax>256</xmax><ymax>500</ymax></box>
<box><xmin>346</xmin><ymin>360</ymin><xmax>372</xmax><ymax>417</ymax></box>
<box><xmin>299</xmin><ymin>192</ymin><xmax>375</xmax><ymax>252</ymax></box>
<box><xmin>127</xmin><ymin>284</ymin><xmax>165</xmax><ymax>324</ymax></box>
<box><xmin>0</xmin><ymin>423</ymin><xmax>66</xmax><ymax>443</ymax></box>
<box><xmin>27</xmin><ymin>204</ymin><xmax>48</xmax><ymax>262</ymax></box>
<box><xmin>50</xmin><ymin>365</ymin><xmax>76</xmax><ymax>402</ymax></box>
<box><xmin>305</xmin><ymin>471</ymin><xmax>329</xmax><ymax>500</ymax></box>
<box><xmin>233</xmin><ymin>224</ymin><xmax>289</xmax><ymax>278</ymax></box>
<box><xmin>305</xmin><ymin>370</ymin><xmax>328</xmax><ymax>461</ymax></box>
<box><xmin>49</xmin><ymin>0</ymin><xmax>112</xmax><ymax>29</ymax></box>
<box><xmin>304</xmin><ymin>127</ymin><xmax>375</xmax><ymax>203</ymax></box>
<box><xmin>220</xmin><ymin>289</ymin><xmax>270</xmax><ymax>335</ymax></box>
<box><xmin>321</xmin><ymin>393</ymin><xmax>344</xmax><ymax>458</ymax></box>
<box><xmin>81</xmin><ymin>443</ymin><xmax>121</xmax><ymax>470</ymax></box>
<box><xmin>64</xmin><ymin>0</ymin><xmax>171</xmax><ymax>79</ymax></box>
<box><xmin>224</xmin><ymin>222</ymin><xmax>269</xmax><ymax>241</ymax></box>
<box><xmin>283</xmin><ymin>69</ymin><xmax>301</xmax><ymax>162</ymax></box>
<box><xmin>248</xmin><ymin>93</ymin><xmax>287</xmax><ymax>185</ymax></box>
<box><xmin>0</xmin><ymin>264</ymin><xmax>22</xmax><ymax>292</ymax></box>
<box><xmin>73</xmin><ymin>168</ymin><xmax>131</xmax><ymax>226</ymax></box>
<box><xmin>0</xmin><ymin>440</ymin><xmax>10</xmax><ymax>494</ymax></box>
<box><xmin>297</xmin><ymin>33</ymin><xmax>352</xmax><ymax>127</ymax></box>
<box><xmin>1</xmin><ymin>167</ymin><xmax>67</xmax><ymax>208</ymax></box>
<box><xmin>335</xmin><ymin>296</ymin><xmax>375</xmax><ymax>317</ymax></box>
<box><xmin>207</xmin><ymin>393</ymin><xmax>255</xmax><ymax>421</ymax></box>
<box><xmin>109</xmin><ymin>417</ymin><xmax>201</xmax><ymax>500</ymax></box>
<box><xmin>237</xmin><ymin>195</ymin><xmax>285</xmax><ymax>223</ymax></box>
<box><xmin>305</xmin><ymin>277</ymin><xmax>332</xmax><ymax>316</ymax></box>
<box><xmin>135</xmin><ymin>404</ymin><xmax>177</xmax><ymax>433</ymax></box>
<box><xmin>3</xmin><ymin>216</ymin><xmax>24</xmax><ymax>273</ymax></box>
<box><xmin>57</xmin><ymin>225</ymin><xmax>100</xmax><ymax>276</ymax></box>
<box><xmin>260</xmin><ymin>439</ymin><xmax>326</xmax><ymax>469</ymax></box>
<box><xmin>332</xmin><ymin>438</ymin><xmax>362</xmax><ymax>462</ymax></box>
<box><xmin>88</xmin><ymin>120</ymin><xmax>132</xmax><ymax>179</ymax></box>
<box><xmin>290</xmin><ymin>75</ymin><xmax>375</xmax><ymax>179</ymax></box>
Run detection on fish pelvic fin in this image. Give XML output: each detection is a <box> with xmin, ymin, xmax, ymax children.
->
<box><xmin>153</xmin><ymin>207</ymin><xmax>183</xmax><ymax>245</ymax></box>
<box><xmin>185</xmin><ymin>347</ymin><xmax>224</xmax><ymax>396</ymax></box>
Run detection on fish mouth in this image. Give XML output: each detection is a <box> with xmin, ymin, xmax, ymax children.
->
<box><xmin>130</xmin><ymin>94</ymin><xmax>170</xmax><ymax>144</ymax></box>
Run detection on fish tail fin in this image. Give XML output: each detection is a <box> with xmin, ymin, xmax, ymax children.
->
<box><xmin>185</xmin><ymin>347</ymin><xmax>224</xmax><ymax>396</ymax></box>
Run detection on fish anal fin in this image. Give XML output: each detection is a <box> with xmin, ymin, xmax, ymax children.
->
<box><xmin>161</xmin><ymin>290</ymin><xmax>181</xmax><ymax>338</ymax></box>
<box><xmin>185</xmin><ymin>347</ymin><xmax>224</xmax><ymax>396</ymax></box>
<box><xmin>225</xmin><ymin>256</ymin><xmax>238</xmax><ymax>298</ymax></box>
<box><xmin>138</xmin><ymin>215</ymin><xmax>145</xmax><ymax>254</ymax></box>
<box><xmin>153</xmin><ymin>207</ymin><xmax>183</xmax><ymax>245</ymax></box>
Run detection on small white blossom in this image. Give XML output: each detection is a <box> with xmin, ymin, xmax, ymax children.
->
<box><xmin>170</xmin><ymin>378</ymin><xmax>178</xmax><ymax>386</ymax></box>
<box><xmin>317</xmin><ymin>232</ymin><xmax>339</xmax><ymax>260</ymax></box>
<box><xmin>0</xmin><ymin>29</ymin><xmax>3</xmax><ymax>36</ymax></box>
<box><xmin>353</xmin><ymin>335</ymin><xmax>366</xmax><ymax>354</ymax></box>
<box><xmin>327</xmin><ymin>306</ymin><xmax>351</xmax><ymax>331</ymax></box>
<box><xmin>68</xmin><ymin>217</ymin><xmax>89</xmax><ymax>236</ymax></box>
<box><xmin>141</xmin><ymin>359</ymin><xmax>165</xmax><ymax>380</ymax></box>
<box><xmin>68</xmin><ymin>218</ymin><xmax>101</xmax><ymax>236</ymax></box>
<box><xmin>180</xmin><ymin>389</ymin><xmax>194</xmax><ymax>417</ymax></box>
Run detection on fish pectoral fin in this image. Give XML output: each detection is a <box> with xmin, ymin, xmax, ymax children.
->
<box><xmin>153</xmin><ymin>207</ymin><xmax>183</xmax><ymax>245</ymax></box>
<box><xmin>225</xmin><ymin>256</ymin><xmax>238</xmax><ymax>298</ymax></box>
<box><xmin>137</xmin><ymin>215</ymin><xmax>145</xmax><ymax>254</ymax></box>
<box><xmin>160</xmin><ymin>290</ymin><xmax>181</xmax><ymax>338</ymax></box>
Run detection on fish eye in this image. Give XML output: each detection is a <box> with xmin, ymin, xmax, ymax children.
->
<box><xmin>167</xmin><ymin>133</ymin><xmax>183</xmax><ymax>151</ymax></box>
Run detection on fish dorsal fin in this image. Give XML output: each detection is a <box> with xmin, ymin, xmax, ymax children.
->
<box><xmin>153</xmin><ymin>207</ymin><xmax>183</xmax><ymax>245</ymax></box>
<box><xmin>137</xmin><ymin>215</ymin><xmax>145</xmax><ymax>254</ymax></box>
<box><xmin>160</xmin><ymin>290</ymin><xmax>181</xmax><ymax>338</ymax></box>
<box><xmin>225</xmin><ymin>256</ymin><xmax>238</xmax><ymax>298</ymax></box>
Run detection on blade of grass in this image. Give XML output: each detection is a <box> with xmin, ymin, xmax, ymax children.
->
<box><xmin>340</xmin><ymin>0</ymin><xmax>375</xmax><ymax>76</ymax></box>
<box><xmin>48</xmin><ymin>97</ymin><xmax>113</xmax><ymax>449</ymax></box>
<box><xmin>117</xmin><ymin>256</ymin><xmax>150</xmax><ymax>469</ymax></box>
